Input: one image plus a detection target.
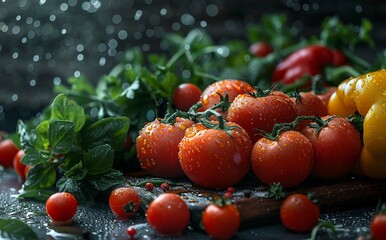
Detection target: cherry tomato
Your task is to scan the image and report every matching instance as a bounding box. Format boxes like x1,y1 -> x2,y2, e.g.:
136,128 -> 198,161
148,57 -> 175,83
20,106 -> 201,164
227,91 -> 297,143
173,83 -> 202,111
371,212 -> 386,240
126,226 -> 137,238
251,130 -> 314,187
109,187 -> 140,219
313,87 -> 336,107
249,42 -> 273,57
178,122 -> 252,189
13,150 -> 26,181
199,79 -> 254,113
46,192 -> 78,222
136,117 -> 194,178
202,203 -> 240,239
146,193 -> 190,235
145,182 -> 154,191
160,182 -> 170,191
280,193 -> 320,232
292,92 -> 328,117
301,116 -> 361,179
291,91 -> 328,130
0,139 -> 19,168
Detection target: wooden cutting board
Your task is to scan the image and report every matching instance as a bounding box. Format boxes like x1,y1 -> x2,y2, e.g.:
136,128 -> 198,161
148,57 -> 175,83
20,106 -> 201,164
235,177 -> 386,227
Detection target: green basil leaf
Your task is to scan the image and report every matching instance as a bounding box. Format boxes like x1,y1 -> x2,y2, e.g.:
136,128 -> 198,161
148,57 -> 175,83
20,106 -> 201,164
56,177 -> 92,203
20,148 -> 49,166
50,94 -> 85,132
17,120 -> 38,150
48,120 -> 75,154
81,116 -> 130,151
161,71 -> 178,97
59,151 -> 84,172
0,218 -> 39,240
23,164 -> 57,191
121,79 -> 140,99
36,120 -> 50,149
64,161 -> 87,180
17,189 -> 55,202
87,169 -> 125,191
84,144 -> 113,175
68,76 -> 96,95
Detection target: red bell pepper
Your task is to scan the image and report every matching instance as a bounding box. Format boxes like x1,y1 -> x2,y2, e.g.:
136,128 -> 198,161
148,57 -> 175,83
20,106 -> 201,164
272,45 -> 346,85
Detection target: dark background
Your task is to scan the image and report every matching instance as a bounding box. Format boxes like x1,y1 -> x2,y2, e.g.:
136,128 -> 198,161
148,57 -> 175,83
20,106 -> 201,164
1,0 -> 386,132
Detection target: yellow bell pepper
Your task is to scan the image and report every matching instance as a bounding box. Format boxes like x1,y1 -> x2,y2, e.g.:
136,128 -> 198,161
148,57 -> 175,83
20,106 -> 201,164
328,69 -> 386,179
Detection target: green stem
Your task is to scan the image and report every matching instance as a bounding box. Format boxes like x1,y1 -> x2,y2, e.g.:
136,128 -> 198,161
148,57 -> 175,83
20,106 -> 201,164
343,49 -> 371,70
166,48 -> 185,69
194,70 -> 221,82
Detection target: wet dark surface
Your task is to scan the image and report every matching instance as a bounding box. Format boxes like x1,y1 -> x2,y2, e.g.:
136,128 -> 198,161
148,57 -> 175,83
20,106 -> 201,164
0,1 -> 384,239
0,170 -> 375,240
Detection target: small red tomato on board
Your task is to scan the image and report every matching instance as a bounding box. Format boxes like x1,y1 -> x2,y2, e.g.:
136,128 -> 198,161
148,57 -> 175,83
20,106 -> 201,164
126,226 -> 137,238
178,122 -> 252,189
249,42 -> 273,57
371,212 -> 386,240
0,139 -> 19,168
13,150 -> 26,181
227,90 -> 297,143
109,187 -> 140,219
251,130 -> 314,187
146,193 -> 190,236
202,202 -> 240,239
173,83 -> 202,111
46,192 -> 78,222
280,193 -> 320,232
136,117 -> 194,178
199,79 -> 254,112
144,182 -> 154,191
301,116 -> 361,179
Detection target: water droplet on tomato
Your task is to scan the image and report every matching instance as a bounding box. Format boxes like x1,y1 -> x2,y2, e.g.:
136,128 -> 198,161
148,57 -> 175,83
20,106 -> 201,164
140,147 -> 147,154
233,152 -> 241,166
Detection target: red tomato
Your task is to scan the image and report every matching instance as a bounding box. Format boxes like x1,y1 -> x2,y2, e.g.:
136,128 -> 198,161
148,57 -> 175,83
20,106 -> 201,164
13,150 -> 26,181
251,130 -> 314,187
292,92 -> 328,117
202,203 -> 240,239
46,192 -> 78,222
178,122 -> 252,189
173,83 -> 202,111
314,87 -> 336,107
371,213 -> 386,240
280,193 -> 320,232
146,193 -> 190,235
249,42 -> 273,57
291,91 -> 328,130
199,79 -> 254,113
136,117 -> 194,178
0,139 -> 19,168
227,91 -> 297,143
109,187 -> 140,219
301,116 -> 362,179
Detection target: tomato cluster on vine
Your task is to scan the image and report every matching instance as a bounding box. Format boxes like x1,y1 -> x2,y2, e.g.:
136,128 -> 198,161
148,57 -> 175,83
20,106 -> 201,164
137,79 -> 362,190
